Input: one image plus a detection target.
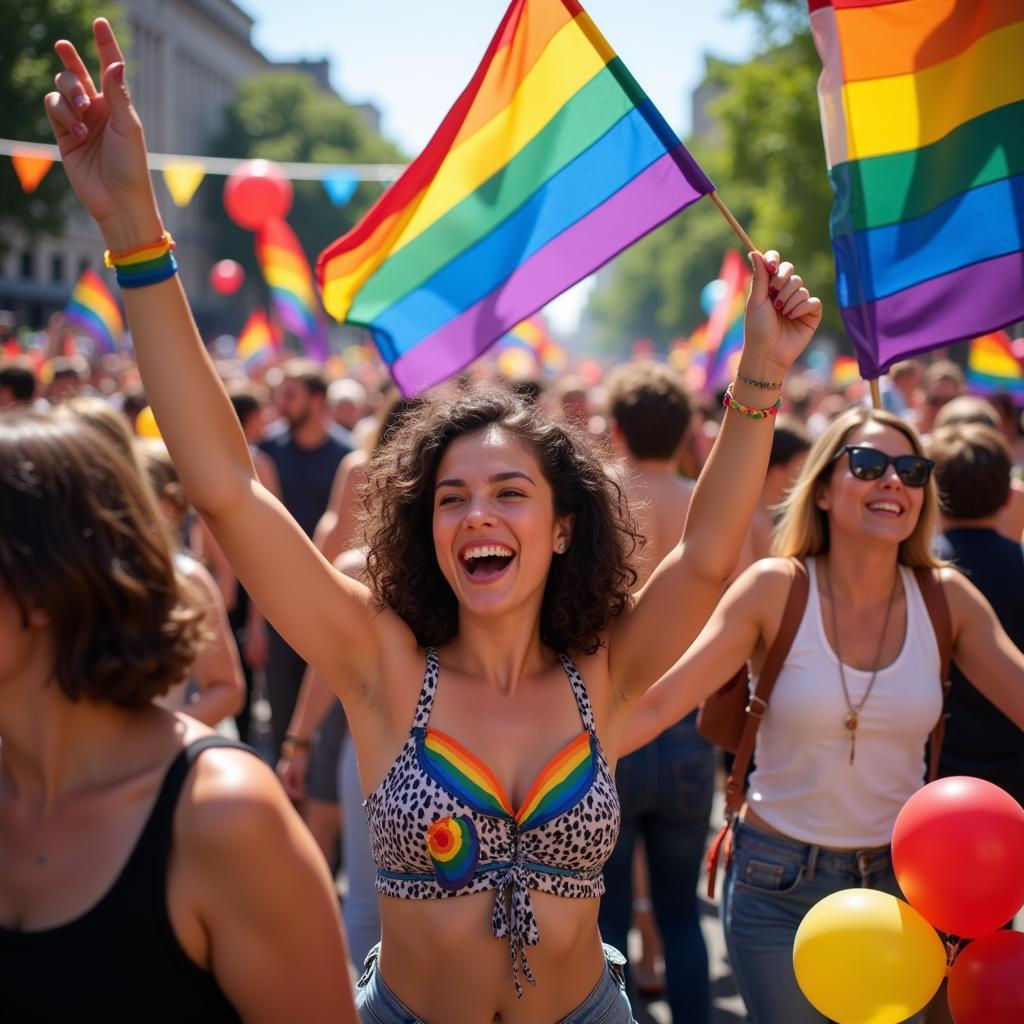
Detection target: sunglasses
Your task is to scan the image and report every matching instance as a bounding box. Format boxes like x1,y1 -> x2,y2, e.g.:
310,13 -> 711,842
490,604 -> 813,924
832,445 -> 934,488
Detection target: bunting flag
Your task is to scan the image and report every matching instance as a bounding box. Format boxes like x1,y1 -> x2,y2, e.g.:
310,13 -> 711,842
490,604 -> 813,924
809,0 -> 1024,379
162,160 -> 206,207
702,248 -> 749,393
316,0 -> 715,396
11,151 -> 53,193
64,269 -> 123,354
235,309 -> 279,371
324,174 -> 359,206
255,217 -> 330,363
966,330 -> 1024,403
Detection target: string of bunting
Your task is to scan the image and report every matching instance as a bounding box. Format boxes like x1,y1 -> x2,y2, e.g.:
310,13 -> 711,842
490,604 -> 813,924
0,136 -> 406,206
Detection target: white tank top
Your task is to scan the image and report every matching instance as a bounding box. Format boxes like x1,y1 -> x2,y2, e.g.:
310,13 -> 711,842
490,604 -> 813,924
747,558 -> 944,847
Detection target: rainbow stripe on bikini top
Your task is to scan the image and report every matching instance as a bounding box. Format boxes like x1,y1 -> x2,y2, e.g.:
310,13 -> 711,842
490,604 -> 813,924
421,727 -> 596,831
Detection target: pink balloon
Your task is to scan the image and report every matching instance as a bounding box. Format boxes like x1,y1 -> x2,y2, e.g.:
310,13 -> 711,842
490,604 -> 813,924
948,931 -> 1024,1024
223,159 -> 293,230
892,777 -> 1024,937
209,260 -> 245,296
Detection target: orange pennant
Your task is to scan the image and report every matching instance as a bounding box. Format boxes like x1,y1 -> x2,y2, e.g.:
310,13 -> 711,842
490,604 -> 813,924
11,152 -> 53,194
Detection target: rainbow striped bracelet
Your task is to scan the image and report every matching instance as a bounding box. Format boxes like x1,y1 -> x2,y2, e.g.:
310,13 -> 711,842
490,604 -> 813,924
104,231 -> 178,289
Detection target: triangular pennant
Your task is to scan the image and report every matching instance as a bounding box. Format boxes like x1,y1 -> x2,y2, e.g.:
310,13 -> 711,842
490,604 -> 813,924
162,160 -> 206,207
323,174 -> 359,207
11,152 -> 53,194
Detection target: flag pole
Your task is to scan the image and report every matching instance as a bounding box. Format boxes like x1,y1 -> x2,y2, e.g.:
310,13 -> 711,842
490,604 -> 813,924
869,378 -> 882,409
709,191 -> 756,253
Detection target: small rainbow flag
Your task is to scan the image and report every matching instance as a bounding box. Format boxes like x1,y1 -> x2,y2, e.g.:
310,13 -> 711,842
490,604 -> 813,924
809,0 -> 1024,378
316,0 -> 715,396
64,269 -> 123,354
236,309 -> 278,371
703,249 -> 749,393
256,217 -> 329,363
832,354 -> 860,388
967,330 -> 1024,403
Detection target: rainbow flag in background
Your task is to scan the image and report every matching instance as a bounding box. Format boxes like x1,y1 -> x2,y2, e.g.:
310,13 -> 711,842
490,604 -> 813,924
832,354 -> 860,388
702,249 -> 749,393
256,217 -> 329,363
809,0 -> 1024,379
966,330 -> 1024,403
64,269 -> 123,354
316,0 -> 715,396
235,309 -> 278,371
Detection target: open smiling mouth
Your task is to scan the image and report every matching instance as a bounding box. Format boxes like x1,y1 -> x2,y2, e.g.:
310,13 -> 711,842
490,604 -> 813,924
460,544 -> 516,580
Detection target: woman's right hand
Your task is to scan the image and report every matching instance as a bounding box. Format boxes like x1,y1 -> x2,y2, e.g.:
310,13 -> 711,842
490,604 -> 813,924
44,18 -> 162,248
276,750 -> 310,802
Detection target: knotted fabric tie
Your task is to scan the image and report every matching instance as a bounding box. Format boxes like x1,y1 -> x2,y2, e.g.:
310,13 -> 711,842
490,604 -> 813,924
491,862 -> 539,998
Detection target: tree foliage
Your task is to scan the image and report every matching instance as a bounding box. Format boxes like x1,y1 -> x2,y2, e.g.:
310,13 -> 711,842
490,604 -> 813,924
207,73 -> 405,273
0,0 -> 104,251
584,2 -> 843,357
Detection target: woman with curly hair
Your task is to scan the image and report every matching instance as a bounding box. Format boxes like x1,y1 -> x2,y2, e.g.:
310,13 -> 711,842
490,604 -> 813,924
0,412 -> 356,1023
44,20 -> 821,1022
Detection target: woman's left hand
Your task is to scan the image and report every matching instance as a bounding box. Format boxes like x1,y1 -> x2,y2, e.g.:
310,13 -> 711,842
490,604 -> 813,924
742,249 -> 823,376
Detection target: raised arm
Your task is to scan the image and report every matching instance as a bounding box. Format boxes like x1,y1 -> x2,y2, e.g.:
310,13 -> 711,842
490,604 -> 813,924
943,569 -> 1024,730
45,20 -> 392,693
617,561 -> 787,755
609,252 -> 821,698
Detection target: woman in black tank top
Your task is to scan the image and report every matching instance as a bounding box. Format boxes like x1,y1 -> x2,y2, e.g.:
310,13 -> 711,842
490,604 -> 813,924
0,412 -> 357,1023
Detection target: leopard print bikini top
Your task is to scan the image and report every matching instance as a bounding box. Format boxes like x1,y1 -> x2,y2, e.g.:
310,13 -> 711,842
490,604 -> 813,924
364,648 -> 620,996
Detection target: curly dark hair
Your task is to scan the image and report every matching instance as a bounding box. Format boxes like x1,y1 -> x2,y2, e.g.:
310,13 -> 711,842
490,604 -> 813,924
361,383 -> 642,654
0,410 -> 206,707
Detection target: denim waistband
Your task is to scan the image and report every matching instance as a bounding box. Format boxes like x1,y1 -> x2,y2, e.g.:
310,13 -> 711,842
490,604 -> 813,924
734,820 -> 893,882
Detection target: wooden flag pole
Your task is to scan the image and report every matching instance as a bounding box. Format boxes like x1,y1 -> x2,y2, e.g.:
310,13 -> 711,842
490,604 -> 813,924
869,378 -> 882,409
709,191 -> 756,253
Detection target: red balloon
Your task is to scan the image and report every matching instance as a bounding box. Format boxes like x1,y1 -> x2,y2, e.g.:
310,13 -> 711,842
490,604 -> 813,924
892,777 -> 1024,937
209,259 -> 245,296
223,159 -> 293,230
948,931 -> 1024,1024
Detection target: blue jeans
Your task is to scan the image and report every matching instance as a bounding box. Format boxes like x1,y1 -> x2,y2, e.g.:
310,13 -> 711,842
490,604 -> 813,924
598,713 -> 715,1024
722,820 -> 913,1024
355,942 -> 635,1023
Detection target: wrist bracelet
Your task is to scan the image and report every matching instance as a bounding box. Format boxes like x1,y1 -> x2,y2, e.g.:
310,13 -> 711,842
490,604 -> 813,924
105,230 -> 178,289
737,373 -> 784,390
282,733 -> 312,752
723,384 -> 782,420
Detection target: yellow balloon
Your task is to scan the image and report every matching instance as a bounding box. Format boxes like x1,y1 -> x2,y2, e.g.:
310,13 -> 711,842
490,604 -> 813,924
135,405 -> 162,439
793,889 -> 946,1024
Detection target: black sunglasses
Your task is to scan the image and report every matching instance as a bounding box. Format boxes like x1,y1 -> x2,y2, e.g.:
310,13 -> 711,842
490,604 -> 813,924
832,445 -> 934,488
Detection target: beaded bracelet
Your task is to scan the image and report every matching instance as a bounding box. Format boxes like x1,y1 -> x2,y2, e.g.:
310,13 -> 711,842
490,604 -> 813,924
723,383 -> 782,420
104,231 -> 178,289
737,373 -> 784,390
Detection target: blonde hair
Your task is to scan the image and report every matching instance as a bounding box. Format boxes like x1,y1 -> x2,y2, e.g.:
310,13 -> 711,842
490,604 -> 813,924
772,406 -> 940,568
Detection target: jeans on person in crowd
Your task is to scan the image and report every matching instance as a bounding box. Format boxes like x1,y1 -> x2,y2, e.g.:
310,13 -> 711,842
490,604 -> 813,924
599,712 -> 715,1024
355,942 -> 635,1023
339,733 -> 382,969
722,819 -> 918,1024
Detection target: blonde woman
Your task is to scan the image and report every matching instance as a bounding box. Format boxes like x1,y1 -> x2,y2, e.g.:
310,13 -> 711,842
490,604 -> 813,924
622,406 -> 1024,1023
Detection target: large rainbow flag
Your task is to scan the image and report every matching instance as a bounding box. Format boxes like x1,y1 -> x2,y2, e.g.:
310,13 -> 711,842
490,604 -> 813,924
966,330 -> 1024,403
256,217 -> 329,363
64,268 -> 123,354
809,0 -> 1024,379
316,0 -> 715,396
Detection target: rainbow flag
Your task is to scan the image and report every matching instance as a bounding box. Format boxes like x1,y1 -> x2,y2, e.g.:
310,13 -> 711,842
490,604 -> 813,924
236,309 -> 278,371
316,0 -> 715,396
967,330 -> 1024,403
832,354 -> 860,388
809,0 -> 1024,378
64,269 -> 123,354
703,249 -> 749,393
256,217 -> 329,363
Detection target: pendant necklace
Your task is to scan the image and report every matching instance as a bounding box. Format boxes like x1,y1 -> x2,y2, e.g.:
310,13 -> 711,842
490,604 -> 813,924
823,560 -> 899,766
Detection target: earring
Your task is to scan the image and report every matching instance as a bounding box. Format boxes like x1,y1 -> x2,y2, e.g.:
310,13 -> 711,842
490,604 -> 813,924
557,540 -> 567,553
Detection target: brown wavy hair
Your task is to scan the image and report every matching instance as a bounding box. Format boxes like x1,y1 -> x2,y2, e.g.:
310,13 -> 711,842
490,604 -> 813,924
360,383 -> 642,654
0,411 -> 206,707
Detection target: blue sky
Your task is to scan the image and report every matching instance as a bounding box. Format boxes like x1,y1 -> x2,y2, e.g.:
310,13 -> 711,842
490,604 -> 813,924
236,1 -> 760,330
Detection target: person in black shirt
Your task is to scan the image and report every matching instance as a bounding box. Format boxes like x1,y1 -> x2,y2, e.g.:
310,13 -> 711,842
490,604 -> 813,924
0,410 -> 356,1022
930,422 -> 1024,804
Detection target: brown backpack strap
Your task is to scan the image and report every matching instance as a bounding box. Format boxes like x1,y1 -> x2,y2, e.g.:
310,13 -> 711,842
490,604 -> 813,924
914,567 -> 953,782
707,557 -> 809,898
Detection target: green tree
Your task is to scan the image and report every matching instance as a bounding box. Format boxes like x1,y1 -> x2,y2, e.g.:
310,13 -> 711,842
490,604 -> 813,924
0,0 -> 106,252
207,73 -> 405,274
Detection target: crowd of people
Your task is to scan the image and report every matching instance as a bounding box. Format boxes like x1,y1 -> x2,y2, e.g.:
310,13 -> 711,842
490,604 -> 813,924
1,17 -> 1023,1024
